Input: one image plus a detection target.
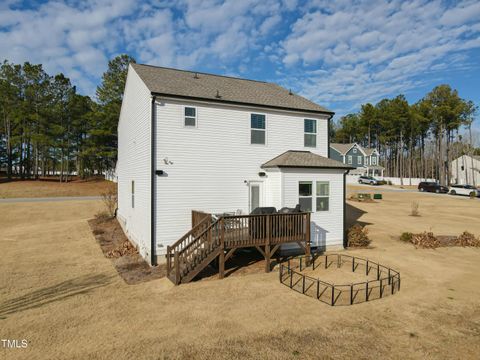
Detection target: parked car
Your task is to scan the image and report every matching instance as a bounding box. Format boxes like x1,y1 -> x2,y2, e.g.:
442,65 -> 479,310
449,184 -> 480,197
418,182 -> 449,193
358,176 -> 381,185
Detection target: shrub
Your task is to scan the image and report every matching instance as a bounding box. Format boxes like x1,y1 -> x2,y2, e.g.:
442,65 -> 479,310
400,232 -> 413,242
411,232 -> 439,248
347,224 -> 371,247
455,231 -> 480,247
101,188 -> 118,219
94,211 -> 111,222
410,201 -> 420,216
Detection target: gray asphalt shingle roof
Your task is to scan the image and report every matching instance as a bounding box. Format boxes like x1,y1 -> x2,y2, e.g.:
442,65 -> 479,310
131,63 -> 332,115
262,150 -> 353,169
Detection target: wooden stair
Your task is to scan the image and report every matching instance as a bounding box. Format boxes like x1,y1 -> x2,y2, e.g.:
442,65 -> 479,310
166,214 -> 222,285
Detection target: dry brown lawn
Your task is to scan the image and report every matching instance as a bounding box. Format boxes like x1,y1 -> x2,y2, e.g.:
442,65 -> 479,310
1,190 -> 480,359
0,177 -> 116,198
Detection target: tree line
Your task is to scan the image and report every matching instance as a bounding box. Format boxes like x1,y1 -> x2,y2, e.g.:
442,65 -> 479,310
0,54 -> 135,181
332,85 -> 478,185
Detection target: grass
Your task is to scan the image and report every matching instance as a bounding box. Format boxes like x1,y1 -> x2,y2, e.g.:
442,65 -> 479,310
0,176 -> 116,198
1,190 -> 480,359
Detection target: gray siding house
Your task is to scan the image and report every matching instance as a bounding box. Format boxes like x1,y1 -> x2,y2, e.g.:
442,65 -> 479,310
330,143 -> 383,176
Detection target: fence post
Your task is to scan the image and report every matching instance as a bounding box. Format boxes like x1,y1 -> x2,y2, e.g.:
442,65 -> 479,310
398,276 -> 401,291
317,280 -> 320,299
302,275 -> 305,294
313,256 -> 316,270
279,264 -> 282,283
290,269 -> 293,288
366,260 -> 369,275
337,254 -> 341,268
325,255 -> 328,269
300,257 -> 303,271
388,268 -> 391,285
352,257 -> 355,272
391,278 -> 395,295
377,264 -> 380,280
365,282 -> 369,301
331,286 -> 335,306
350,284 -> 353,305
380,279 -> 383,298
219,218 -> 225,279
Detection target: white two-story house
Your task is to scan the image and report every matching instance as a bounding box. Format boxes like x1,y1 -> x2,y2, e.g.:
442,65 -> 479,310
117,63 -> 352,270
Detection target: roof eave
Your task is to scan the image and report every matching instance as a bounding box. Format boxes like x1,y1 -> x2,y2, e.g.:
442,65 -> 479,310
150,91 -> 335,116
262,165 -> 355,170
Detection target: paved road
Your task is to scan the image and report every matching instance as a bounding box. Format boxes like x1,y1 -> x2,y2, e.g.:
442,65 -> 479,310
350,184 -> 480,201
0,196 -> 102,203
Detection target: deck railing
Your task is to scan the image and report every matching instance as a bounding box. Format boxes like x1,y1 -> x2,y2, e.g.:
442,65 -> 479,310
167,211 -> 310,284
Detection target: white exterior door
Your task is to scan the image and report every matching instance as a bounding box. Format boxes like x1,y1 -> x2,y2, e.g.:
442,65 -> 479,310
249,182 -> 263,212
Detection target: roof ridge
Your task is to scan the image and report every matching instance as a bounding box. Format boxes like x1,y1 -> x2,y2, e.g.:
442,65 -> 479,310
133,63 -> 269,84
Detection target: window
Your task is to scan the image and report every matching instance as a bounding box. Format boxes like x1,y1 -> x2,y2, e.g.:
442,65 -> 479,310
353,148 -> 357,153
251,114 -> 266,144
131,180 -> 135,208
304,119 -> 316,147
371,156 -> 377,165
347,155 -> 352,164
358,155 -> 362,164
184,107 -> 196,127
298,181 -> 313,212
316,181 -> 329,211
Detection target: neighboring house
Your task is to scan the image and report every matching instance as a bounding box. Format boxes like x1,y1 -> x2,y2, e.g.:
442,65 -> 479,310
450,155 -> 480,186
330,143 -> 383,176
117,63 -> 352,273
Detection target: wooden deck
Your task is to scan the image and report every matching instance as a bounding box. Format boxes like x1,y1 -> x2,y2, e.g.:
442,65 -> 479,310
166,210 -> 311,285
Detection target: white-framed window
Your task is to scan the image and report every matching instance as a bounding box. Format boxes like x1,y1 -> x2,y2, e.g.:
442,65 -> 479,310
371,156 -> 377,165
298,181 -> 313,212
316,181 -> 329,211
347,155 -> 352,164
304,119 -> 316,147
184,106 -> 197,127
358,155 -> 362,164
131,180 -> 135,208
251,113 -> 266,145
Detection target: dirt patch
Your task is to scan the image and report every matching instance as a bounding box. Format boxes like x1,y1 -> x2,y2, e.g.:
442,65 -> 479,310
88,217 -> 166,284
0,177 -> 116,198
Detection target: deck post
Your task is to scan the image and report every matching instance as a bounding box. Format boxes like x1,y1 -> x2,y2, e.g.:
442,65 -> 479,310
265,215 -> 271,273
219,218 -> 225,279
166,246 -> 171,277
305,213 -> 311,266
174,250 -> 180,285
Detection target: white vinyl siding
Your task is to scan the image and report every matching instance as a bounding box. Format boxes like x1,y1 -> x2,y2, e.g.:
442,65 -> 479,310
117,65 -> 152,261
154,99 -> 331,254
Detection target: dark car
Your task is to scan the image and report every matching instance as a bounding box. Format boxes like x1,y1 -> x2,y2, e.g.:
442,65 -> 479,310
418,182 -> 449,193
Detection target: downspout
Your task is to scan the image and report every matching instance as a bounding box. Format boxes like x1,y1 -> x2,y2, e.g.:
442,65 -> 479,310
151,95 -> 157,266
343,169 -> 350,248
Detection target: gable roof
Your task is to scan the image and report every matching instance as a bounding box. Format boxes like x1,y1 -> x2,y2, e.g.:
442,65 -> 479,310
262,150 -> 353,169
330,143 -> 356,155
131,63 -> 333,115
363,148 -> 378,156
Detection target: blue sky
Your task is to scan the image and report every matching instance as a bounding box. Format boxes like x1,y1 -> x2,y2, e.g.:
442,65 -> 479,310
1,0 -> 479,132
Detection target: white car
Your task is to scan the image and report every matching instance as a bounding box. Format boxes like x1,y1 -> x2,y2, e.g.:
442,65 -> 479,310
449,184 -> 480,197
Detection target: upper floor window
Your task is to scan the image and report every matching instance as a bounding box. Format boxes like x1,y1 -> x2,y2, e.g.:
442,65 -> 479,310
353,148 -> 357,153
357,155 -> 362,164
184,107 -> 196,127
371,157 -> 377,165
347,155 -> 352,164
304,119 -> 317,147
251,114 -> 266,145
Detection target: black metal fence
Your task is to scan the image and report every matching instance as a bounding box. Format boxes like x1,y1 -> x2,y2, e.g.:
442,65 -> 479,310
279,254 -> 400,306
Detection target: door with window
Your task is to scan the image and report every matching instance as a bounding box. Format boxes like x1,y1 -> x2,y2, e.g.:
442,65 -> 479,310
249,182 -> 263,212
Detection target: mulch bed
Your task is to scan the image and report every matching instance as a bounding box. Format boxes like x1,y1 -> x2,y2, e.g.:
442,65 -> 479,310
88,217 -> 166,284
